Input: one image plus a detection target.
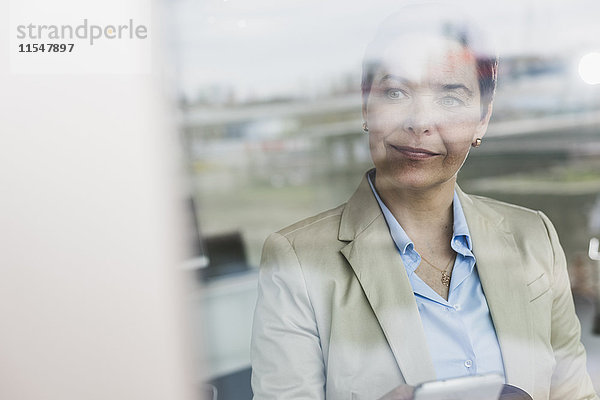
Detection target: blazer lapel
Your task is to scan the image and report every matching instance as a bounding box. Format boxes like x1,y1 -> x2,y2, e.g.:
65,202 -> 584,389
458,189 -> 535,395
339,173 -> 436,385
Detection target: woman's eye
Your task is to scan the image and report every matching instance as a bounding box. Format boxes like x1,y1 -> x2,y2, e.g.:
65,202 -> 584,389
438,96 -> 464,107
386,89 -> 405,99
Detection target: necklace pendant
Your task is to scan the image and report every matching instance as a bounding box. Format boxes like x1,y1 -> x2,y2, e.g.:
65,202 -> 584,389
441,271 -> 451,287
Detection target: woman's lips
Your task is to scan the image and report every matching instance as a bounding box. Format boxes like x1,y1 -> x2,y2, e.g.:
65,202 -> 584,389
390,145 -> 440,160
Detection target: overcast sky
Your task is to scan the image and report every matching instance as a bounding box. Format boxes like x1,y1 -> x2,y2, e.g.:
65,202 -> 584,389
166,0 -> 600,102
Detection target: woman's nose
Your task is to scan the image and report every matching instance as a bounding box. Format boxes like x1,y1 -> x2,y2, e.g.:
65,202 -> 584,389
402,97 -> 434,135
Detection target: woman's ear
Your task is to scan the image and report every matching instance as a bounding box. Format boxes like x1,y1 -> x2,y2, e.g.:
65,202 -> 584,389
476,102 -> 493,139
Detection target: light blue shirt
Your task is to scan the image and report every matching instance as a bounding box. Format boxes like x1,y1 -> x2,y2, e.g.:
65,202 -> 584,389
367,172 -> 505,380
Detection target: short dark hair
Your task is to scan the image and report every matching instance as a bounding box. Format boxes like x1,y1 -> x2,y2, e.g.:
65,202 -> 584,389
361,5 -> 498,119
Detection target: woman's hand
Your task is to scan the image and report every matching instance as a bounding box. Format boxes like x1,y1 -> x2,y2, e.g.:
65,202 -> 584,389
377,384 -> 415,400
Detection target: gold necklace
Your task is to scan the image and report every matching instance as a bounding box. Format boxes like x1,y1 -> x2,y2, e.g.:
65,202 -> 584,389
419,253 -> 455,287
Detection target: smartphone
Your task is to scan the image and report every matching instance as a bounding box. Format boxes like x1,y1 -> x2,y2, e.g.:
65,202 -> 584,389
413,374 -> 504,400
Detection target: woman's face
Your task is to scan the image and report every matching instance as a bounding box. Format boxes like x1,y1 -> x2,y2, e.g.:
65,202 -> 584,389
365,33 -> 491,192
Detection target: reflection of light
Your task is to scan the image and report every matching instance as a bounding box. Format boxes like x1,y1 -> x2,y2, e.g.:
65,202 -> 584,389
579,52 -> 600,85
590,238 -> 600,260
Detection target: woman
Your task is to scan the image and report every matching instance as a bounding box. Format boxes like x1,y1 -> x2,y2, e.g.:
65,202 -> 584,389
250,4 -> 597,400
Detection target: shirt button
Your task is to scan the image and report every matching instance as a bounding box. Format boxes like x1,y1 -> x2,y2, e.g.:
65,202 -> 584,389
454,304 -> 461,311
464,360 -> 473,368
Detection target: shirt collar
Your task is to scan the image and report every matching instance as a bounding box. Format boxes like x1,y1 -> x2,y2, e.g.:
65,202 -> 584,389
367,171 -> 413,255
452,190 -> 473,252
367,171 -> 473,256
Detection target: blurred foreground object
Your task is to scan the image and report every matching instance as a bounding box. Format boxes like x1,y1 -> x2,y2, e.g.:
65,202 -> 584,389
0,0 -> 198,399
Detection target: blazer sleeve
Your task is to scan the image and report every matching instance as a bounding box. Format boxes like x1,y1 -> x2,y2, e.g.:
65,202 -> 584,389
251,232 -> 326,400
538,211 -> 598,400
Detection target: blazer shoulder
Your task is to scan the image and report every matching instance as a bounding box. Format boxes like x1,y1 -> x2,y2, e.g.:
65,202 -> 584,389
277,203 -> 346,240
466,192 -> 542,220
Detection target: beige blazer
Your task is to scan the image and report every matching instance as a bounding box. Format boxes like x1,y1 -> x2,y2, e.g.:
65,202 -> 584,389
251,173 -> 597,400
